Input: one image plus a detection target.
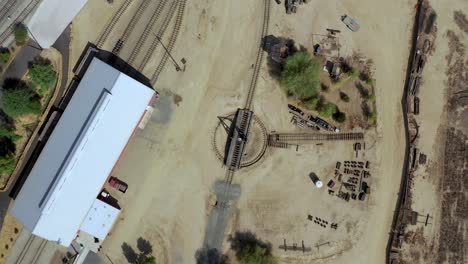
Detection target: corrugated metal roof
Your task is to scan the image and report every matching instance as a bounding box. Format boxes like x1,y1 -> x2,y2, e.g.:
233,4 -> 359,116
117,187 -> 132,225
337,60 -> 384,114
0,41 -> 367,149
28,0 -> 88,48
11,58 -> 155,246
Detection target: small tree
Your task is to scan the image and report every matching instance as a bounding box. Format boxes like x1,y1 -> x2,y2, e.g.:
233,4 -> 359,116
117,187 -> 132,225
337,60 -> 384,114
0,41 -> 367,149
339,91 -> 350,102
368,111 -> 377,123
28,62 -> 57,94
14,25 -> 28,46
141,256 -> 156,264
2,81 -> 41,118
0,124 -> 20,141
0,154 -> 16,175
238,244 -> 277,264
0,48 -> 11,63
280,52 -> 321,99
333,111 -> 346,123
319,103 -> 337,117
304,96 -> 323,111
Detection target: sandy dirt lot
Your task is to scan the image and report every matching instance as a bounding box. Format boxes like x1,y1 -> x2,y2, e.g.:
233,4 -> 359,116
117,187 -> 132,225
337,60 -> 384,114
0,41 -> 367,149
69,0 -> 414,263
399,1 -> 467,263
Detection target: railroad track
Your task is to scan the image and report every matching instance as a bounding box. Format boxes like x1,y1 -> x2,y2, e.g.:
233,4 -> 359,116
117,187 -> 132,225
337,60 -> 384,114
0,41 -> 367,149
268,132 -> 364,142
111,0 -> 152,54
0,0 -> 41,45
240,115 -> 268,168
244,0 -> 271,109
127,0 -> 168,65
15,234 -> 48,264
138,0 -> 178,72
150,0 -> 187,83
0,0 -> 17,23
95,0 -> 133,48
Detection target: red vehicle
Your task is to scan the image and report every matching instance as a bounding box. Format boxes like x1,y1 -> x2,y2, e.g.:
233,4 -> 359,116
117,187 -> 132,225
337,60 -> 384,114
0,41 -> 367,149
109,177 -> 128,193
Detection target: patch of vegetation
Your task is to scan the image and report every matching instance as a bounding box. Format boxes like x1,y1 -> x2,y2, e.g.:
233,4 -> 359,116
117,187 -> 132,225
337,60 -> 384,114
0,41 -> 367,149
366,78 -> 376,86
1,80 -> 41,118
230,232 -> 277,264
332,77 -> 346,88
303,96 -> 323,111
368,111 -> 377,123
366,94 -> 376,102
319,102 -> 337,117
0,48 -> 11,63
339,91 -> 350,102
348,68 -> 359,78
14,25 -> 28,46
28,60 -> 57,94
0,124 -> 20,141
0,154 -> 16,176
333,111 -> 346,123
280,51 -> 321,99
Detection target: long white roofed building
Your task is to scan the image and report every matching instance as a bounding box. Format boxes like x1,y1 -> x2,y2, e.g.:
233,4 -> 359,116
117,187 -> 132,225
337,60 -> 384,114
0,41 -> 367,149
10,57 -> 155,246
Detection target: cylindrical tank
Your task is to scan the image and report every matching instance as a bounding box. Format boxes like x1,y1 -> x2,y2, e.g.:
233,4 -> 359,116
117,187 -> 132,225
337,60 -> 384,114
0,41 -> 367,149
309,173 -> 323,188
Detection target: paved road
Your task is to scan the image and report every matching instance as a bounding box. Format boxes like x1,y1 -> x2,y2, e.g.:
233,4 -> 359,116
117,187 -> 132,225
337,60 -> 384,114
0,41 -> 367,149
0,40 -> 41,85
52,24 -> 71,103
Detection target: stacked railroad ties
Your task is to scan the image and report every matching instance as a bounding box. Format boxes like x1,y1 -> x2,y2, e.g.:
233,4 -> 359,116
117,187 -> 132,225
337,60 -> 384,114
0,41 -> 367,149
390,0 -> 436,254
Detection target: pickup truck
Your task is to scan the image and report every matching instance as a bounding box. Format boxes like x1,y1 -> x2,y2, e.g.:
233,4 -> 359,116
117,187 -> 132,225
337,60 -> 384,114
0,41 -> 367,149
109,177 -> 128,193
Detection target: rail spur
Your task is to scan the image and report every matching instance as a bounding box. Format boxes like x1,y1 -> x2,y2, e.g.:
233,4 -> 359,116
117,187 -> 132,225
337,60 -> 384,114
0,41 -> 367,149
127,0 -> 168,65
245,0 -> 271,109
268,132 -> 364,143
95,0 -> 133,48
151,0 -> 187,83
0,0 -> 41,45
139,0 -> 178,72
112,0 -> 152,54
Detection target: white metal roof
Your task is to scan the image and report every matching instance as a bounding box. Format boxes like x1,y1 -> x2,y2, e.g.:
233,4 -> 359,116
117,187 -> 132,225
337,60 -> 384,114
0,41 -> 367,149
28,0 -> 88,48
80,199 -> 120,241
11,57 -> 155,246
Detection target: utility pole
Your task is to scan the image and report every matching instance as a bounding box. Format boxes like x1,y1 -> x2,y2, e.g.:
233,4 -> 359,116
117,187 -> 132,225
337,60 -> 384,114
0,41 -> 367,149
153,33 -> 182,71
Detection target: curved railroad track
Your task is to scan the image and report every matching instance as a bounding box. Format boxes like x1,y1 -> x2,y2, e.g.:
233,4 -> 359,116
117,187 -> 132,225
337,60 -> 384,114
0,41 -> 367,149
138,0 -> 178,72
0,0 -> 41,45
0,0 -> 17,23
127,0 -> 168,65
95,0 -> 133,48
244,0 -> 271,109
240,114 -> 268,168
150,0 -> 187,83
111,0 -> 152,54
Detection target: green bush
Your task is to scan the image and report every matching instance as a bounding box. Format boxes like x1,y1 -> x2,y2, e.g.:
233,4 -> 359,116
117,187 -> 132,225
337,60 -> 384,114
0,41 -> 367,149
366,94 -> 376,102
0,124 -> 20,141
333,111 -> 346,123
0,154 -> 16,175
339,91 -> 350,102
28,62 -> 57,94
368,111 -> 377,122
319,103 -> 337,117
0,49 -> 11,63
141,256 -> 156,264
280,52 -> 321,99
366,78 -> 376,86
349,68 -> 359,78
238,244 -> 277,264
14,25 -> 28,46
2,82 -> 41,118
304,96 -> 323,111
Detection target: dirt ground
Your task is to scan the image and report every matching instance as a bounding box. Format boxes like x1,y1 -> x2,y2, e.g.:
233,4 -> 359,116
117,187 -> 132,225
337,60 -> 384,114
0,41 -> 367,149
399,1 -> 467,264
0,212 -> 22,263
69,0 -> 413,263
